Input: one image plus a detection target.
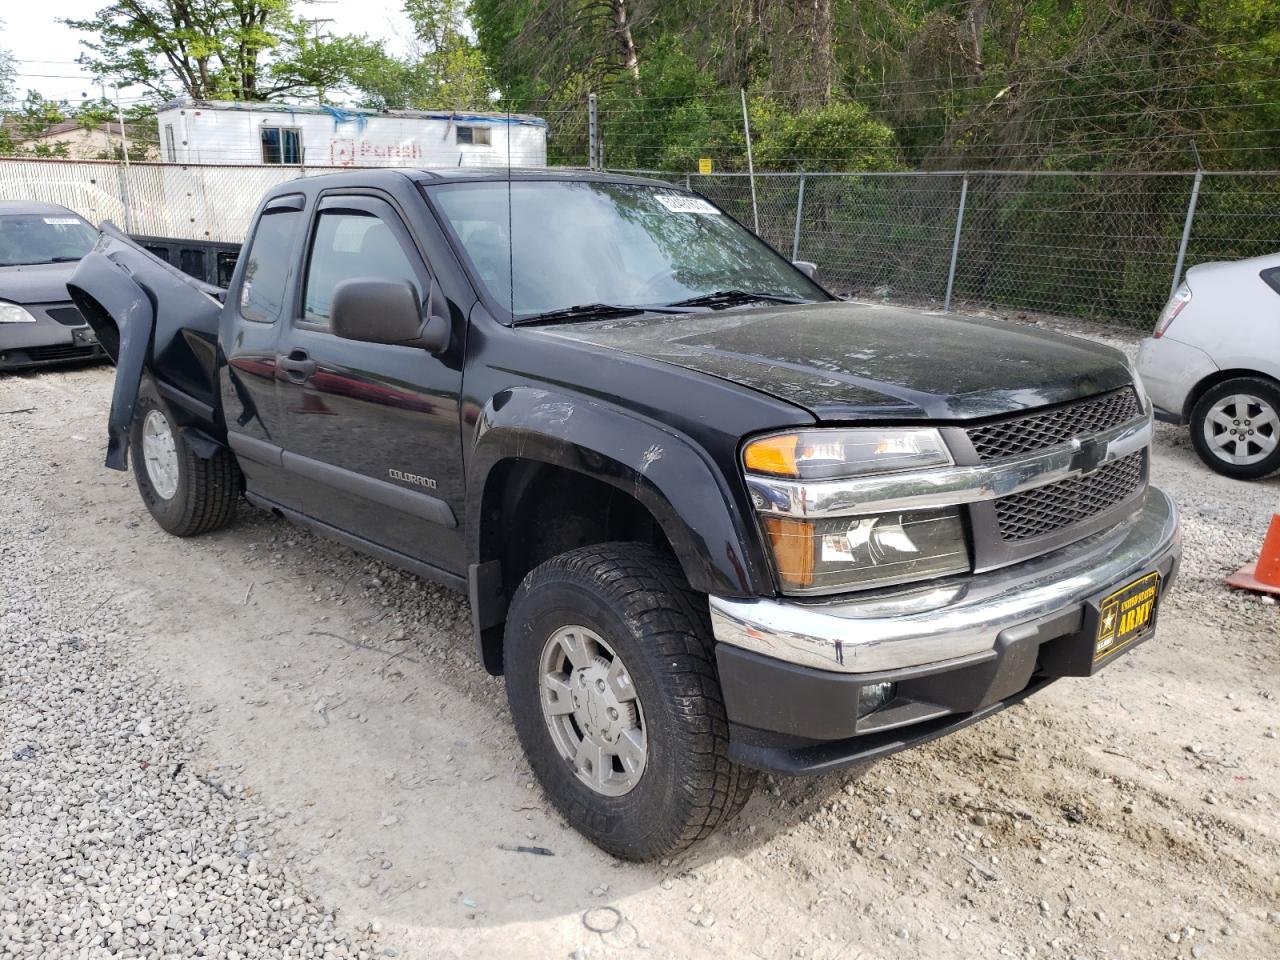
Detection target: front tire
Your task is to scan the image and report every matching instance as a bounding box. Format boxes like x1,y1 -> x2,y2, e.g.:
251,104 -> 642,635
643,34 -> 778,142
504,543 -> 755,861
1189,376 -> 1280,480
130,389 -> 241,536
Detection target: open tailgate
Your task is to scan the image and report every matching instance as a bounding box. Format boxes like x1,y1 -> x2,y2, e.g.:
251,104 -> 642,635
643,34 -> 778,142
67,223 -> 227,470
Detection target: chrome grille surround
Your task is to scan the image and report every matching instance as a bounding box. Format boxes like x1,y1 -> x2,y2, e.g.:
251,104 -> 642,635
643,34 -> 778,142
967,388 -> 1141,461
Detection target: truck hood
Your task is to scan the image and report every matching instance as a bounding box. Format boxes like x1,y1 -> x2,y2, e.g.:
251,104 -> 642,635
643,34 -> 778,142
0,260 -> 80,304
538,300 -> 1134,421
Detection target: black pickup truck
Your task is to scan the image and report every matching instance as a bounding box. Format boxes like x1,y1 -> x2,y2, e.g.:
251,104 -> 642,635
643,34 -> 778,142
68,168 -> 1180,860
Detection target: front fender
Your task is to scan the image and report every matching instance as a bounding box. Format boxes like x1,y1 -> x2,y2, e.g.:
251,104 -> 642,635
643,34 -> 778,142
67,249 -> 154,470
68,224 -> 226,470
467,386 -> 772,600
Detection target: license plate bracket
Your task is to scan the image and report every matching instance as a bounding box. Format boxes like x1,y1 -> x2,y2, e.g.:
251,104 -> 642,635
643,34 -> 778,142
1039,571 -> 1163,677
72,326 -> 98,346
1087,571 -> 1161,671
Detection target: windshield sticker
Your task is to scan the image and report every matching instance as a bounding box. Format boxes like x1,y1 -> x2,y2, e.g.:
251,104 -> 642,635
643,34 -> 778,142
654,194 -> 721,214
43,218 -> 81,225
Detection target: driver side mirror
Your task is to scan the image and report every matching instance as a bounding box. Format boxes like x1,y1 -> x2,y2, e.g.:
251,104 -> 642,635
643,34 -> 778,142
792,260 -> 818,281
331,277 -> 449,353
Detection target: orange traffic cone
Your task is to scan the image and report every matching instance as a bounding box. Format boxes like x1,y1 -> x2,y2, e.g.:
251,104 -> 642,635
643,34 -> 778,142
1226,507 -> 1280,596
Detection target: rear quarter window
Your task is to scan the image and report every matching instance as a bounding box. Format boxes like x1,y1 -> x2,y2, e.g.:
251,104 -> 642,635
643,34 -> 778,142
1261,266 -> 1280,296
240,204 -> 303,323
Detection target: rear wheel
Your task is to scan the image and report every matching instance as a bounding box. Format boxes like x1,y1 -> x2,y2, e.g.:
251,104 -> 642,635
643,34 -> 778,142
1190,377 -> 1280,480
504,542 -> 755,861
130,389 -> 241,536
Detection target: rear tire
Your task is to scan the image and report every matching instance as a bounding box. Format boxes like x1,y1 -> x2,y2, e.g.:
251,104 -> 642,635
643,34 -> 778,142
1189,376 -> 1280,480
504,542 -> 756,861
130,389 -> 241,536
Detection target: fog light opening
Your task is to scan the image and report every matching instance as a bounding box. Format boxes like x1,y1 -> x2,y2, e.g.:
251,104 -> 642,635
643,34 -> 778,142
856,681 -> 897,719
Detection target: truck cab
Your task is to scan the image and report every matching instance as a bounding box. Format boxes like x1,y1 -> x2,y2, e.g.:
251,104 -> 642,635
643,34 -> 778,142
69,168 -> 1180,861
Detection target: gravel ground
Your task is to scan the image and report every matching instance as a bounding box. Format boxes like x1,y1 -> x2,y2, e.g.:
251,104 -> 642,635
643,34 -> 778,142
2,317 -> 1279,959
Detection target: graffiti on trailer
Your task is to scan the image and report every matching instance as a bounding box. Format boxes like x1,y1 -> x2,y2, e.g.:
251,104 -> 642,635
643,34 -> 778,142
329,139 -> 426,168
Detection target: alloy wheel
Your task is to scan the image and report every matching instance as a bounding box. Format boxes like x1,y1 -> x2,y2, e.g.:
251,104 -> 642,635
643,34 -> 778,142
1202,393 -> 1280,466
141,409 -> 180,500
538,624 -> 647,797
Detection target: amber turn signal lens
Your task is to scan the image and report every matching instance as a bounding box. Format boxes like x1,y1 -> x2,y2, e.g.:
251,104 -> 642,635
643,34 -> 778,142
763,516 -> 815,587
743,434 -> 800,477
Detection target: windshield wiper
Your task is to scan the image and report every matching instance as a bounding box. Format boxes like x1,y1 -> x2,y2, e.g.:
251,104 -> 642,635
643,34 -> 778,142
515,302 -> 687,326
663,290 -> 809,309
2,256 -> 83,266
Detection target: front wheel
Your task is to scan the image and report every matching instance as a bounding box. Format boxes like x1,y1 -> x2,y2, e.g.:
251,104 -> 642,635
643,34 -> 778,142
130,389 -> 241,536
1190,377 -> 1280,480
504,543 -> 755,861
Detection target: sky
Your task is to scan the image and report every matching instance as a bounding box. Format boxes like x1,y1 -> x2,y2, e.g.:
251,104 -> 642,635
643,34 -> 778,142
4,0 -> 415,107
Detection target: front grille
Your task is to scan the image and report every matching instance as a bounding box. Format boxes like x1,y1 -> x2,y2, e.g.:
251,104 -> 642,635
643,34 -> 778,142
968,388 -> 1140,461
24,343 -> 101,362
994,451 -> 1145,541
46,306 -> 85,326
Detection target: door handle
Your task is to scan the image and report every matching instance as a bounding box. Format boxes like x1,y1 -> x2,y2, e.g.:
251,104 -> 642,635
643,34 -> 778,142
276,350 -> 316,382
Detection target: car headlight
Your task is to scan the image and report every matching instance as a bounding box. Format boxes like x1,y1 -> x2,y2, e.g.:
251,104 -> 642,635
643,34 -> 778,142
744,429 -> 969,594
0,302 -> 37,323
743,428 -> 952,479
762,509 -> 968,593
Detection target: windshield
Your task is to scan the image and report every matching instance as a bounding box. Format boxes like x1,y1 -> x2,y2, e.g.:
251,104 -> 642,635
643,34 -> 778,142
429,180 -> 826,318
0,213 -> 97,267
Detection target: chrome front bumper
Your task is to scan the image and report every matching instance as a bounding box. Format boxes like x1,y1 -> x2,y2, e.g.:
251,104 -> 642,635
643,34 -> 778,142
710,486 -> 1180,675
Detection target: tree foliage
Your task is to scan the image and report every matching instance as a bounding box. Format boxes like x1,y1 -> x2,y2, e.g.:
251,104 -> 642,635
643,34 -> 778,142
62,0 -> 387,103
474,0 -> 1280,172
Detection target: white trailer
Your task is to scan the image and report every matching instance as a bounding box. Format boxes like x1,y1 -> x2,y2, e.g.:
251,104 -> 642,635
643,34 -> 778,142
154,99 -> 548,169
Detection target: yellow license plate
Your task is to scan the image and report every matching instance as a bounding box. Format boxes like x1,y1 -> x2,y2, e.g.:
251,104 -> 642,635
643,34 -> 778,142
1094,572 -> 1161,662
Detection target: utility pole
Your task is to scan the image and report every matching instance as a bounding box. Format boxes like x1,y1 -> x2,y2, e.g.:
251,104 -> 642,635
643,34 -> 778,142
301,17 -> 335,104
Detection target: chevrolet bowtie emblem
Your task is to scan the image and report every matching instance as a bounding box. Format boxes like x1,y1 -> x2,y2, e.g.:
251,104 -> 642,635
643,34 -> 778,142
1071,437 -> 1107,475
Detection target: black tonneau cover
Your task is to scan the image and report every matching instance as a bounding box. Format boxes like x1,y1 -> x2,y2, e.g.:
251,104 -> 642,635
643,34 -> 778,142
67,223 -> 226,469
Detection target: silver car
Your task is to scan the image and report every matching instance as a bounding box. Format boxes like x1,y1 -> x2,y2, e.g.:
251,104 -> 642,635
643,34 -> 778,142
0,200 -> 107,372
1137,252 -> 1280,479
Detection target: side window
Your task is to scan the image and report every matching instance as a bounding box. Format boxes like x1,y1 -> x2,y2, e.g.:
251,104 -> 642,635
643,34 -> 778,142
261,127 -> 302,164
456,125 -> 491,146
302,208 -> 424,327
240,207 -> 302,323
217,251 -> 239,288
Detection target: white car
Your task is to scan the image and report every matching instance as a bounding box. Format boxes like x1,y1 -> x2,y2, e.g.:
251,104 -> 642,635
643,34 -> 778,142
1137,252 -> 1280,479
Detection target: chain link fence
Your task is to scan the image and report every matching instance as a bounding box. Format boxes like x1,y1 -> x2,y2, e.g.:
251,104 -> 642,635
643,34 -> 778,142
631,168 -> 1280,328
1,156 -> 1278,328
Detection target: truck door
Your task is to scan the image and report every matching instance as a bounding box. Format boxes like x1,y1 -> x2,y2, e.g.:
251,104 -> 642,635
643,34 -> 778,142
274,192 -> 465,576
220,195 -> 302,512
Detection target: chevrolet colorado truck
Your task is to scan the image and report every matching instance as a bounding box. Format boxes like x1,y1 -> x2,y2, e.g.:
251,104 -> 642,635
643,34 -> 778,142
67,168 -> 1181,861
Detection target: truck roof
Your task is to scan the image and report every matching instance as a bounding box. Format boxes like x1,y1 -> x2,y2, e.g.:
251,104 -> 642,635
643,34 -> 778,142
0,200 -> 82,217
264,167 -> 676,196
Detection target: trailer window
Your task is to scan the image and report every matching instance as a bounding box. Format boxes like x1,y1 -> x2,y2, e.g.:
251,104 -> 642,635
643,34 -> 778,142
261,127 -> 302,164
164,124 -> 176,162
456,125 -> 491,146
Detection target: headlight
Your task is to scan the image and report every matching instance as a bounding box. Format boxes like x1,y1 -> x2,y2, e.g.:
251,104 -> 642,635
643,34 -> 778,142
0,303 -> 37,324
743,428 -> 952,480
762,508 -> 968,593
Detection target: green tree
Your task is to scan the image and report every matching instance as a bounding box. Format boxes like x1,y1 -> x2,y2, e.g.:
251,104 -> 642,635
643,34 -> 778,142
63,0 -> 388,103
354,2 -> 492,110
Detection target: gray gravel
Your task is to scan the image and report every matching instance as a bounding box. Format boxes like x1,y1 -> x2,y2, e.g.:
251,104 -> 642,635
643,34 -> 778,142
0,427 -> 379,958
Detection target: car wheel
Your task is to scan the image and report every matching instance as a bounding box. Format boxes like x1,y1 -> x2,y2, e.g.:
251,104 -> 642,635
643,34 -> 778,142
1190,377 -> 1280,480
504,542 -> 756,861
130,388 -> 242,536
